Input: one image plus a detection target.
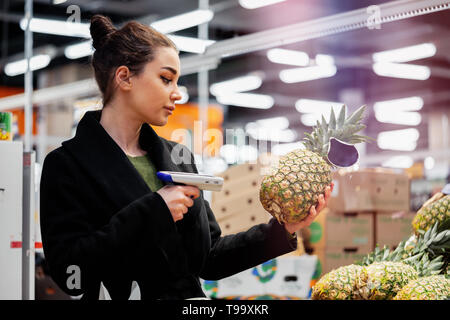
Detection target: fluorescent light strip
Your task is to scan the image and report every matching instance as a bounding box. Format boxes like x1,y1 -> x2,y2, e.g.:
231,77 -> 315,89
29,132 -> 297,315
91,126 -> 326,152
315,54 -> 335,66
151,9 -> 214,34
295,99 -> 343,114
373,96 -> 424,112
375,111 -> 422,126
167,35 -> 215,54
5,55 -> 52,76
266,48 -> 309,67
377,128 -> 419,151
373,62 -> 430,80
280,65 -> 337,83
272,142 -> 305,156
255,116 -> 289,130
20,17 -> 91,38
210,75 -> 262,96
382,156 -> 414,169
64,41 -> 93,59
239,0 -> 286,9
373,43 -> 436,63
217,92 -> 274,109
247,128 -> 297,142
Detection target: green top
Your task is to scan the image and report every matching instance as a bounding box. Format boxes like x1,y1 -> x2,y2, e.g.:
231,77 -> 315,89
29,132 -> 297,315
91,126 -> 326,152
127,154 -> 164,192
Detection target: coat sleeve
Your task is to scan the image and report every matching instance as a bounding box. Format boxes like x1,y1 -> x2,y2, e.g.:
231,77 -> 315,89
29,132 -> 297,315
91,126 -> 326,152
180,151 -> 298,280
39,149 -> 181,297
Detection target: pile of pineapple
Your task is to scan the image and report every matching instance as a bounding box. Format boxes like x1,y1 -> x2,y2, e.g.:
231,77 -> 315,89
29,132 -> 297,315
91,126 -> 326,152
312,190 -> 450,300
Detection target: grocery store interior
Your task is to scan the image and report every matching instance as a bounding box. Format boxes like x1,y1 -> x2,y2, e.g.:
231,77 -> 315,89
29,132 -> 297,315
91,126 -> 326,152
0,0 -> 449,300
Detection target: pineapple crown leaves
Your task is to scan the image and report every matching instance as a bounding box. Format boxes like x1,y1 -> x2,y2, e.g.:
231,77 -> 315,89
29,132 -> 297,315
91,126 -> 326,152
302,105 -> 374,161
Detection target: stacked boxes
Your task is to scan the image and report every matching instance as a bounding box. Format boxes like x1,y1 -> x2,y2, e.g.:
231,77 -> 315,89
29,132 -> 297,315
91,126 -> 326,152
306,168 -> 412,279
210,163 -> 272,235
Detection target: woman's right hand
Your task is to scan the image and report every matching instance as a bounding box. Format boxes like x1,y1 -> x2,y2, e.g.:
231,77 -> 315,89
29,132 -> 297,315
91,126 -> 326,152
157,185 -> 200,222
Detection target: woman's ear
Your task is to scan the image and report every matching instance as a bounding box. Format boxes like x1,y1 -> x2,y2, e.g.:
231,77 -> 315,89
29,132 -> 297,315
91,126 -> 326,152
115,66 -> 132,91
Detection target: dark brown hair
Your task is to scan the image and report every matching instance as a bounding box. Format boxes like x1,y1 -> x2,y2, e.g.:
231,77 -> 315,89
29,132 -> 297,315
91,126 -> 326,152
90,15 -> 178,106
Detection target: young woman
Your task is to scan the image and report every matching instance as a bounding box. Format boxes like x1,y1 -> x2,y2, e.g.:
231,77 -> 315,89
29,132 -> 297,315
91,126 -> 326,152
39,15 -> 332,300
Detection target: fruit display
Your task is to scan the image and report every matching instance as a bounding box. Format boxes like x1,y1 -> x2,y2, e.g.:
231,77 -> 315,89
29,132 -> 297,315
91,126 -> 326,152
412,192 -> 449,235
259,105 -> 371,224
312,186 -> 450,300
393,275 -> 450,300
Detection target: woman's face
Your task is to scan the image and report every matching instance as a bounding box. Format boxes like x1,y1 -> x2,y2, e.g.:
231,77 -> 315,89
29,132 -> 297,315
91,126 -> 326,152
129,46 -> 182,126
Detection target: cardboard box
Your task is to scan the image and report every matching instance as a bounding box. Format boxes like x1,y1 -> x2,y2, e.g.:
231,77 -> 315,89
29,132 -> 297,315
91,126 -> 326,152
375,211 -> 415,249
302,209 -> 374,252
217,207 -> 272,235
211,189 -> 264,221
200,255 -> 317,299
312,247 -> 371,278
329,168 -> 410,212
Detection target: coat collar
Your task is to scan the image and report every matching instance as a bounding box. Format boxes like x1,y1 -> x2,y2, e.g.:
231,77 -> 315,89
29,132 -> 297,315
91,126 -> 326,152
61,110 -> 180,209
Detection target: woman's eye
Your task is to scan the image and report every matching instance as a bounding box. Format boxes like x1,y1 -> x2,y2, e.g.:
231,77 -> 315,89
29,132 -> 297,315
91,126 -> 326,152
161,76 -> 171,84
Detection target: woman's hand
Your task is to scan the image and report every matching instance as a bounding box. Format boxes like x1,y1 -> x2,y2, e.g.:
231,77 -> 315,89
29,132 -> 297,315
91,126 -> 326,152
157,185 -> 200,222
284,182 -> 334,234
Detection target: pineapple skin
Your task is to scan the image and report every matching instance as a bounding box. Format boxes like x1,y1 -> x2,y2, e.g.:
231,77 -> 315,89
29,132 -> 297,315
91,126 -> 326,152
311,265 -> 368,300
412,194 -> 450,235
259,149 -> 332,224
393,275 -> 450,300
364,262 -> 418,300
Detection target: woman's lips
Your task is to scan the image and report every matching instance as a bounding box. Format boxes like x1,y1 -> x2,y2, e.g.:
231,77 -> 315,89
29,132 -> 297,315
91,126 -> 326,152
164,106 -> 175,114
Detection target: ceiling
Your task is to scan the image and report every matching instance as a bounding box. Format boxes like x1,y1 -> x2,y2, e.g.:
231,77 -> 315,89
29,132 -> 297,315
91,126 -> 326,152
1,0 -> 450,159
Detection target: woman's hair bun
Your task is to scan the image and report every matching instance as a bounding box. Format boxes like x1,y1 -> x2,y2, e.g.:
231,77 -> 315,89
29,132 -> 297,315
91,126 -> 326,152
90,15 -> 116,50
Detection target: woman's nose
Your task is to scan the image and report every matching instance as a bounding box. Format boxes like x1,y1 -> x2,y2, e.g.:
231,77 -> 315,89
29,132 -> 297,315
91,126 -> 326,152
171,90 -> 182,102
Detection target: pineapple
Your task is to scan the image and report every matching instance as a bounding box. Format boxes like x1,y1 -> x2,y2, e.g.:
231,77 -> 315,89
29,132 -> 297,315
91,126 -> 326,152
362,262 -> 418,300
260,105 -> 370,224
311,264 -> 367,300
393,275 -> 450,300
412,192 -> 450,235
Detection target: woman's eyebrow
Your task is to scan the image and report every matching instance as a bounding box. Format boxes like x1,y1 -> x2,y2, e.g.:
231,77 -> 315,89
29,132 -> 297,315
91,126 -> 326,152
161,66 -> 178,75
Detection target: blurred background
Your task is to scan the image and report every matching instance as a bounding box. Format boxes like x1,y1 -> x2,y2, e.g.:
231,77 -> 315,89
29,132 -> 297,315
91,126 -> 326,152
0,0 -> 449,300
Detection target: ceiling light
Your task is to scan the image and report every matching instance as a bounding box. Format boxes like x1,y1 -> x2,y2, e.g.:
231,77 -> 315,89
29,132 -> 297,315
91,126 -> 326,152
315,54 -> 335,66
5,55 -> 52,76
167,35 -> 215,54
382,156 -> 414,169
247,128 -> 297,143
373,62 -> 430,80
239,0 -> 286,9
210,74 -> 263,96
266,48 -> 309,66
424,156 -> 435,170
216,93 -> 274,109
373,43 -> 436,63
20,17 -> 91,38
280,65 -> 337,83
64,41 -> 93,59
255,116 -> 289,130
176,86 -> 189,104
377,128 -> 419,151
375,111 -> 422,126
373,96 -> 424,112
150,9 -> 214,34
272,142 -> 305,156
295,99 -> 343,114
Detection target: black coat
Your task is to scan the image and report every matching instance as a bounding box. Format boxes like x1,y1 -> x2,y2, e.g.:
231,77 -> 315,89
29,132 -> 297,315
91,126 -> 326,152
39,110 -> 297,300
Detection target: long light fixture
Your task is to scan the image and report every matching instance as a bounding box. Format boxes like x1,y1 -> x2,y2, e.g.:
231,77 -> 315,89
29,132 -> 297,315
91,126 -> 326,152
5,55 -> 52,77
210,74 -> 263,96
374,96 -> 423,125
377,128 -> 419,151
239,0 -> 286,9
216,92 -> 274,109
373,62 -> 430,80
64,41 -> 93,59
373,43 -> 436,63
295,99 -> 344,126
266,48 -> 309,66
167,35 -> 215,54
20,17 -> 91,38
255,116 -> 289,130
280,65 -> 337,83
272,142 -> 305,156
382,156 -> 414,169
150,9 -> 214,34
245,117 -> 295,142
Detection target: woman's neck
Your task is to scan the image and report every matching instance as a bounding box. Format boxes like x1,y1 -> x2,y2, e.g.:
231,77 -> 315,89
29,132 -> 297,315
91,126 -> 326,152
99,103 -> 147,157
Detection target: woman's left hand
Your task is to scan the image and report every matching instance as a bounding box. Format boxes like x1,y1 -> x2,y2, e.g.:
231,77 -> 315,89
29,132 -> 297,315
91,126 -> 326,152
284,182 -> 334,234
